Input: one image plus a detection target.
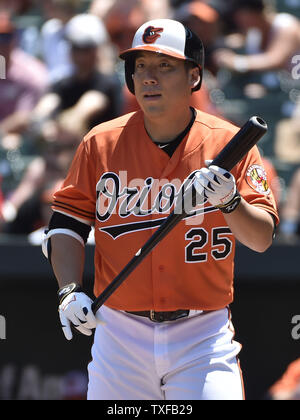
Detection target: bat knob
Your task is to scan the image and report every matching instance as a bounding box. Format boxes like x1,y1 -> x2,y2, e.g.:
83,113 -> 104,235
250,116 -> 268,131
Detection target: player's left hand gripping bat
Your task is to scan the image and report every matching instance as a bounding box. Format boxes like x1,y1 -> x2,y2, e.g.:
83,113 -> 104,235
92,116 -> 268,314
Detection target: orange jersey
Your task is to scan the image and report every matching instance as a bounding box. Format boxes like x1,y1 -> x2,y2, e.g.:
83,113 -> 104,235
52,110 -> 279,311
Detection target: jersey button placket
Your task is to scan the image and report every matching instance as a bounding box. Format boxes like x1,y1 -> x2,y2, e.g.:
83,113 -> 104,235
152,239 -> 167,309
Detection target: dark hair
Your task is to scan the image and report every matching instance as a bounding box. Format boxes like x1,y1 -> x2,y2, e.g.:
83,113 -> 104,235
184,60 -> 198,72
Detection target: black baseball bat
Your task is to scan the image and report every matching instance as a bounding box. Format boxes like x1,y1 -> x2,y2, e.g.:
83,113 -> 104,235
92,116 -> 268,314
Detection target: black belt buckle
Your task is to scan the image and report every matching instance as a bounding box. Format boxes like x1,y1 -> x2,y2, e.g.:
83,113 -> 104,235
149,310 -> 189,322
150,310 -> 160,322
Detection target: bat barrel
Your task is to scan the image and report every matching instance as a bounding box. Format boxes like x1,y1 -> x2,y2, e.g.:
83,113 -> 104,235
212,116 -> 267,171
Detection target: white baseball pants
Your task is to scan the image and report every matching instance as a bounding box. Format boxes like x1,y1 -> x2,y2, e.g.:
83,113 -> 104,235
87,306 -> 244,400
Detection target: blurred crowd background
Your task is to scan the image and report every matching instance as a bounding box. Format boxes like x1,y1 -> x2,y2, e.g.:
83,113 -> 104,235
0,0 -> 300,401
0,0 -> 300,243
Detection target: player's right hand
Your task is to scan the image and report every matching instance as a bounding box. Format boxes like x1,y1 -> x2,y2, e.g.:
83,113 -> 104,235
58,284 -> 104,340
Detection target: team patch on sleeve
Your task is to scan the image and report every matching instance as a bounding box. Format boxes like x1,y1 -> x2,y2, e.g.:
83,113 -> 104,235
246,165 -> 270,195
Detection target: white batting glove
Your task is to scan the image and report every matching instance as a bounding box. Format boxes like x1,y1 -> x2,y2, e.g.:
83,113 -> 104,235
58,283 -> 104,341
195,161 -> 241,213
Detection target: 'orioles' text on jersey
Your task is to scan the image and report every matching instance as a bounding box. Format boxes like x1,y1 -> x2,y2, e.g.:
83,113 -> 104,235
52,110 -> 279,311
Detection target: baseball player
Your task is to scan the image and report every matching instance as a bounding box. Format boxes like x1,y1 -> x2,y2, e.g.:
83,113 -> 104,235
43,19 -> 279,400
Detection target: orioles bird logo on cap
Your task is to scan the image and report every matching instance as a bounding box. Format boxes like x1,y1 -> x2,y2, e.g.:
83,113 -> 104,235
143,26 -> 164,44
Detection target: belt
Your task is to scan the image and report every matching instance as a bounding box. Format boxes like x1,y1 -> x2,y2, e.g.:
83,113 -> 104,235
125,309 -> 192,323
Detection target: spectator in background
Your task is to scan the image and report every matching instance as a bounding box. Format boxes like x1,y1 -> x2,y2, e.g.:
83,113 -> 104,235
0,13 -> 122,235
0,0 -> 34,17
279,167 -> 300,242
0,142 -> 72,236
33,13 -> 122,145
101,0 -> 146,53
174,0 -> 224,75
94,0 -> 171,56
213,0 -> 300,74
39,0 -> 81,83
0,0 -> 40,57
0,12 -> 48,151
93,0 -> 147,77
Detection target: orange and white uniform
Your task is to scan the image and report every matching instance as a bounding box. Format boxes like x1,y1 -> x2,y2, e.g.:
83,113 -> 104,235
50,17 -> 279,400
51,109 -> 279,401
53,109 -> 278,311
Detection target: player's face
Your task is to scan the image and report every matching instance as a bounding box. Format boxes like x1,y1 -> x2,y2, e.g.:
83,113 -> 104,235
133,51 -> 198,119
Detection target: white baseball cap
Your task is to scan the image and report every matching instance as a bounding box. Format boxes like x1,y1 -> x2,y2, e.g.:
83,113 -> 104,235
119,19 -> 204,94
120,19 -> 191,61
65,14 -> 108,48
